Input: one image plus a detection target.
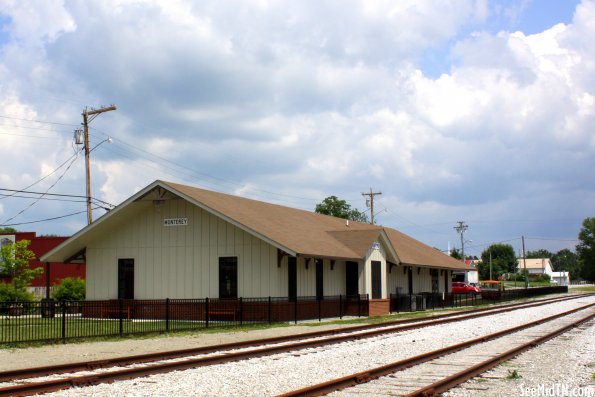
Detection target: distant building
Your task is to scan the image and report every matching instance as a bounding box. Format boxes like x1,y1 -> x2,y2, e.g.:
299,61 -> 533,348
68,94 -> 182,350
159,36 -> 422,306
550,271 -> 570,286
0,232 -> 85,298
452,259 -> 479,284
516,258 -> 554,277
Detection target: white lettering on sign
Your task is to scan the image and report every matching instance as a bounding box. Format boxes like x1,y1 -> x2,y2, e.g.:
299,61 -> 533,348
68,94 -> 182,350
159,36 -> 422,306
163,218 -> 188,226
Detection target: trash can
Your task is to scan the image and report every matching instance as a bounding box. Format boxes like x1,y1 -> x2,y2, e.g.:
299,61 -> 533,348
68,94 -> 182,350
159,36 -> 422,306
41,298 -> 55,318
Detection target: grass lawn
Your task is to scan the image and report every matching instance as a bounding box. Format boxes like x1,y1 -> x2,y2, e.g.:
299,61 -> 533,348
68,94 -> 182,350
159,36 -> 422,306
0,316 -> 265,346
569,285 -> 595,293
502,280 -> 556,288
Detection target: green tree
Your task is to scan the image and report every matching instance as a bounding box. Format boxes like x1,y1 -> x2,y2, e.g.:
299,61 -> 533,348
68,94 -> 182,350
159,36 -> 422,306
478,244 -> 517,280
0,227 -> 18,234
551,249 -> 580,279
525,249 -> 553,259
52,277 -> 86,302
0,240 -> 41,302
315,196 -> 369,223
450,248 -> 462,260
576,217 -> 595,281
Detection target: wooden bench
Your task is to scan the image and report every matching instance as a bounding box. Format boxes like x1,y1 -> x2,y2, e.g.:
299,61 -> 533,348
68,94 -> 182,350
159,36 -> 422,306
100,306 -> 132,320
208,305 -> 240,321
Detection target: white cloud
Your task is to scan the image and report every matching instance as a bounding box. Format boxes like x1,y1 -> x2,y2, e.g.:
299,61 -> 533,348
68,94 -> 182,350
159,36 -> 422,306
0,0 -> 592,253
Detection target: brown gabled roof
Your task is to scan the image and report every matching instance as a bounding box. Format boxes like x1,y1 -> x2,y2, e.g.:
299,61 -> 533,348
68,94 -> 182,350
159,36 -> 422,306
41,180 -> 470,271
163,181 -> 469,270
383,228 -> 469,270
163,181 -> 381,260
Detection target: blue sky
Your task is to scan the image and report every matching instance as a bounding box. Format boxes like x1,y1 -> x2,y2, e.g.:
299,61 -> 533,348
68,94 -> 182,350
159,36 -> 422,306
0,0 -> 593,259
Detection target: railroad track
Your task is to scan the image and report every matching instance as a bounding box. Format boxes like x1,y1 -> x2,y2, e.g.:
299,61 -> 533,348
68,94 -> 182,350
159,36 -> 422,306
0,293 -> 591,397
277,303 -> 595,397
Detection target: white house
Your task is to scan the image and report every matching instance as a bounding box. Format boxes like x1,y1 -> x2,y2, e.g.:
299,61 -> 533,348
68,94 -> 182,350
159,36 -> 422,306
550,271 -> 570,286
516,258 -> 554,277
41,180 -> 471,316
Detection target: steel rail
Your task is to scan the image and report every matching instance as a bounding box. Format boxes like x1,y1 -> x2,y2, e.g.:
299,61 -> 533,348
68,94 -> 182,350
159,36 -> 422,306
0,294 -> 590,397
405,311 -> 595,397
276,302 -> 595,397
1,293 -> 585,384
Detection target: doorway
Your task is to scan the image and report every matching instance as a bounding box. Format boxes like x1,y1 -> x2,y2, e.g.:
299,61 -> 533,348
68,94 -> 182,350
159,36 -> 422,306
219,257 -> 238,299
117,258 -> 134,299
371,261 -> 382,299
345,261 -> 358,296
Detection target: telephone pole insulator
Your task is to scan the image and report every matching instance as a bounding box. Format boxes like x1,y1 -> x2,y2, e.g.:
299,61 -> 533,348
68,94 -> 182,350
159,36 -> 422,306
454,221 -> 468,263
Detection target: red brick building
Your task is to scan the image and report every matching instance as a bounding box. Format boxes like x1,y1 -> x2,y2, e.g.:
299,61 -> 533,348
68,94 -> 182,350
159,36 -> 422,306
0,232 -> 85,298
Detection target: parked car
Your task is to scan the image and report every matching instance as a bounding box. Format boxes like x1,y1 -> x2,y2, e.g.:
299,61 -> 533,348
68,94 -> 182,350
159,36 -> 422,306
452,281 -> 481,295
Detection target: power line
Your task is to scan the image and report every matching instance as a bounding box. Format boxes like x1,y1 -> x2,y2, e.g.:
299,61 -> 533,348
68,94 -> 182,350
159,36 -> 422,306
525,236 -> 579,242
0,151 -> 81,201
0,193 -> 86,204
1,154 -> 80,223
0,114 -> 79,127
0,208 -> 95,227
0,188 -> 114,207
90,127 -> 323,203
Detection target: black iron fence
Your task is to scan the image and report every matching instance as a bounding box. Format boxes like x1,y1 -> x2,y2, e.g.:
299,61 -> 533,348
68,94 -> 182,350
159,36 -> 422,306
390,286 -> 569,313
0,294 -> 368,345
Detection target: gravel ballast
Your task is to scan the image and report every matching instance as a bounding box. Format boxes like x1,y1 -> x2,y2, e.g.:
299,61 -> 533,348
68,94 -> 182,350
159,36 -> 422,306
27,295 -> 595,396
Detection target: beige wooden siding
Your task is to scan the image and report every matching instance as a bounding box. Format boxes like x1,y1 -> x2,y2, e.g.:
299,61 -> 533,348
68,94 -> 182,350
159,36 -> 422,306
324,260 -> 347,296
86,199 -> 282,299
414,267 -> 432,293
386,265 -> 407,295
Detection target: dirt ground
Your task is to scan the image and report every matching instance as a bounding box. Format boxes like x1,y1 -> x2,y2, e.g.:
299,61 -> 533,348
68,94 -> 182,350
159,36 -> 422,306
0,321 -> 359,372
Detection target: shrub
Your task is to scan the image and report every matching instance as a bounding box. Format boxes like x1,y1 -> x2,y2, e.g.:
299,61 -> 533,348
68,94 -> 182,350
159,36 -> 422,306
539,274 -> 551,282
0,282 -> 35,302
0,283 -> 35,314
52,277 -> 86,302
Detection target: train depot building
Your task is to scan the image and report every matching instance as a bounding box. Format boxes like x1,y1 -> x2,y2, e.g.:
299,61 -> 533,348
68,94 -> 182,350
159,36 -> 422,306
42,180 -> 470,316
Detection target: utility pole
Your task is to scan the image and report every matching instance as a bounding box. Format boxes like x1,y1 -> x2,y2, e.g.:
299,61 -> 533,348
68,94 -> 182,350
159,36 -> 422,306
522,235 -> 528,289
489,249 -> 492,281
81,105 -> 116,224
362,188 -> 382,224
453,221 -> 468,264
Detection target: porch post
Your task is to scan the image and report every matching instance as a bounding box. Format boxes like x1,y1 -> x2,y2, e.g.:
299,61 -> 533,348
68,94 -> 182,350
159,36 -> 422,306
45,262 -> 51,300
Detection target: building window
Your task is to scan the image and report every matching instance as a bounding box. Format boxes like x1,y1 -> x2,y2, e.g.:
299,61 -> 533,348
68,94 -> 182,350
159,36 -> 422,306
118,258 -> 134,300
219,257 -> 238,299
288,257 -> 297,300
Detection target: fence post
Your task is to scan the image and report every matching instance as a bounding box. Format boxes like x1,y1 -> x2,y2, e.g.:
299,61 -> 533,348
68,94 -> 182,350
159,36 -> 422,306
339,295 -> 343,319
359,294 -> 363,317
61,301 -> 66,343
205,297 -> 209,328
268,296 -> 271,324
165,298 -> 170,333
119,299 -> 124,337
318,297 -> 321,322
239,297 -> 243,326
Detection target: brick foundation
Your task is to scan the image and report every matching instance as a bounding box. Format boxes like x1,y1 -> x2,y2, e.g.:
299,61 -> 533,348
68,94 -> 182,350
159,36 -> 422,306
368,298 -> 390,316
